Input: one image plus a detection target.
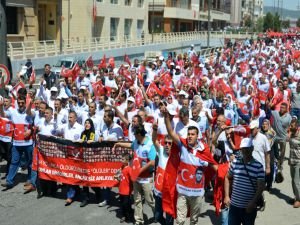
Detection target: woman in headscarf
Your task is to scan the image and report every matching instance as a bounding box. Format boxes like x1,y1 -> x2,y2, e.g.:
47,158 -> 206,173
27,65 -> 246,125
260,118 -> 276,191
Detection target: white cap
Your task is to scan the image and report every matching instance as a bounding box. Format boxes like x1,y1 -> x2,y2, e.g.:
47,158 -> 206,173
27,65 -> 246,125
127,96 -> 135,102
50,87 -> 58,92
249,120 -> 259,129
178,90 -> 189,98
175,65 -> 180,69
199,63 -> 204,68
166,104 -> 177,116
58,92 -> 69,99
240,138 -> 253,149
159,56 -> 164,61
170,62 -> 175,66
191,44 -> 194,47
80,86 -> 87,90
124,63 -> 130,67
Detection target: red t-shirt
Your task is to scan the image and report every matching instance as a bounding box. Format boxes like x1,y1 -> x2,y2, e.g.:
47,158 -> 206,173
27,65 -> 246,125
119,165 -> 133,196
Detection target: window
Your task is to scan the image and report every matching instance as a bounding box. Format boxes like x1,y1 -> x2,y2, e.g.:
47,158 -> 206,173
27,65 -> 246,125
7,7 -> 18,34
96,0 -> 103,2
125,0 -> 131,6
110,18 -> 119,41
137,20 -> 144,38
124,19 -> 132,39
110,0 -> 118,4
137,0 -> 144,7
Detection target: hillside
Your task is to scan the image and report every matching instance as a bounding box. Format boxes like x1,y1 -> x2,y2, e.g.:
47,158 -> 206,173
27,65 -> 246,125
264,6 -> 299,19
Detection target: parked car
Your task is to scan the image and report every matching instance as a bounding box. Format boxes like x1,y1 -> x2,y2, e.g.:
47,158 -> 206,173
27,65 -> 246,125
52,57 -> 85,77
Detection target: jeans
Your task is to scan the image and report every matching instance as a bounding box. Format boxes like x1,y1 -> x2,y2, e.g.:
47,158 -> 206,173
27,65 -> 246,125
154,194 -> 174,225
6,145 -> 36,187
220,207 -> 229,225
228,205 -> 257,225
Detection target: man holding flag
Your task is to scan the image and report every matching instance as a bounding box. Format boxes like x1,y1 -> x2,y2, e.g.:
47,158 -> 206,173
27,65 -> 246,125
162,107 -> 218,225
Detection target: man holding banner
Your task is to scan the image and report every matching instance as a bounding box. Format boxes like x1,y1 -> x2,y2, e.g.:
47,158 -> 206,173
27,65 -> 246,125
53,111 -> 84,205
113,124 -> 156,225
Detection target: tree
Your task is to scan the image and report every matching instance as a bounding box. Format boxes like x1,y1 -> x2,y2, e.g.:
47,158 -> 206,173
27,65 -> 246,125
273,13 -> 281,32
244,15 -> 252,28
256,17 -> 264,32
263,12 -> 274,31
297,18 -> 300,27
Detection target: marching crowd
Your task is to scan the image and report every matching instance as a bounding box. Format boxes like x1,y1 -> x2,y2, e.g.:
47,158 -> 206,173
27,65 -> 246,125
0,34 -> 300,225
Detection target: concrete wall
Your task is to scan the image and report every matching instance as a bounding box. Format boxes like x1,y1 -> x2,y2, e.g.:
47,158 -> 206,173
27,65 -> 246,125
11,38 -> 222,76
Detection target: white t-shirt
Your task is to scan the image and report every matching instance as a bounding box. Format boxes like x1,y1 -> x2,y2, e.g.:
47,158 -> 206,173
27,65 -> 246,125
252,132 -> 271,170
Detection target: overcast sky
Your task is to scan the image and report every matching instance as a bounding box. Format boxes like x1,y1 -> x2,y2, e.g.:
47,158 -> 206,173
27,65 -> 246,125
264,0 -> 300,11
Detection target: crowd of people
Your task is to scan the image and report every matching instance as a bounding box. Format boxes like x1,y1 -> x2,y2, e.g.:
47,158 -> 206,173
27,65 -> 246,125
0,34 -> 300,225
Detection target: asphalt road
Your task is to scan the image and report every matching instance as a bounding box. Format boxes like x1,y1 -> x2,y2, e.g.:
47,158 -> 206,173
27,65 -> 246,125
0,148 -> 299,225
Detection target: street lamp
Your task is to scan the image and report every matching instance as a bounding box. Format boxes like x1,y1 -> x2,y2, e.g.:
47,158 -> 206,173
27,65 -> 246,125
207,0 -> 211,47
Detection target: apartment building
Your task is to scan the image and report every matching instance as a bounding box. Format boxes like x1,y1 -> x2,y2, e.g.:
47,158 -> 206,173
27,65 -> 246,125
6,0 -> 149,42
241,0 -> 264,26
148,0 -> 231,33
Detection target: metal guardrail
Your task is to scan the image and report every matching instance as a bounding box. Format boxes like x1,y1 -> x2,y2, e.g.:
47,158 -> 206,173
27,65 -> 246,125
8,31 -> 255,60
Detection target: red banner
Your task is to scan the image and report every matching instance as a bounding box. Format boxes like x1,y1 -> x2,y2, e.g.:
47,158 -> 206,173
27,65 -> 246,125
36,135 -> 131,187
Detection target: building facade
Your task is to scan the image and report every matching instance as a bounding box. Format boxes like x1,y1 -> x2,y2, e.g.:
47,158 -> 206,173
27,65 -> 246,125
148,0 -> 231,33
241,0 -> 264,26
6,0 -> 149,43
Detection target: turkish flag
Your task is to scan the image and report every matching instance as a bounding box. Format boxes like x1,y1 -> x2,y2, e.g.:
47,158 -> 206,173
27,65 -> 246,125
146,82 -> 162,98
92,80 -> 104,97
60,65 -> 73,78
160,72 -> 173,87
108,57 -> 115,68
162,138 -> 217,218
135,88 -> 143,108
124,54 -> 131,66
232,125 -> 251,149
72,63 -> 81,80
86,55 -> 94,69
12,81 -> 25,93
98,54 -> 107,69
29,67 -> 36,84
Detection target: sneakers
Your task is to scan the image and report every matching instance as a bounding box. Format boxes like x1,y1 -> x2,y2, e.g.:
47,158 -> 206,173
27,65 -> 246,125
98,200 -> 107,207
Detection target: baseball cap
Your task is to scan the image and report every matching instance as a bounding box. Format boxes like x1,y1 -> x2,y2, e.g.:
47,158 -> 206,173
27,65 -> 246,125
166,104 -> 177,116
249,120 -> 259,129
127,96 -> 135,102
175,65 -> 180,69
159,56 -> 164,61
240,138 -> 253,149
50,87 -> 58,92
178,90 -> 189,98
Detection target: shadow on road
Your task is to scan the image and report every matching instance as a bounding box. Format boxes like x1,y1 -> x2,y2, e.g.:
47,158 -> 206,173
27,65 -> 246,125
270,187 -> 294,204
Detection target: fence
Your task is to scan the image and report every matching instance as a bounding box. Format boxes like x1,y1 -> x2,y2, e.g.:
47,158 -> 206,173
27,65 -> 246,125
8,31 -> 255,60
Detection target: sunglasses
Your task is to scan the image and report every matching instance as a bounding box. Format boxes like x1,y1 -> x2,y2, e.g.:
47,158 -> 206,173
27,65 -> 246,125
165,141 -> 173,145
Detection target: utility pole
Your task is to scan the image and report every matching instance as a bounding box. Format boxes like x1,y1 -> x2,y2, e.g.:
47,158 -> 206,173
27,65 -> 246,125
0,0 -> 7,66
58,0 -> 63,53
151,0 -> 154,43
207,0 -> 211,47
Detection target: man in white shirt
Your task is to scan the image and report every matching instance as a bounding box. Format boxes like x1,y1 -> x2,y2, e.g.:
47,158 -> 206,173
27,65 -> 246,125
99,110 -> 124,142
175,107 -> 201,139
54,111 -> 84,206
75,69 -> 93,93
250,120 -> 271,174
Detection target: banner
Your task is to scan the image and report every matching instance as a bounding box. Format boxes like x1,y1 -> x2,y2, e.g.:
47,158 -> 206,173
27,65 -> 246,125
36,134 -> 131,187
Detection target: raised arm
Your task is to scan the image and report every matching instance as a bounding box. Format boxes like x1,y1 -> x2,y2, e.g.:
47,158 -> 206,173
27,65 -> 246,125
163,109 -> 180,145
152,120 -> 160,151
